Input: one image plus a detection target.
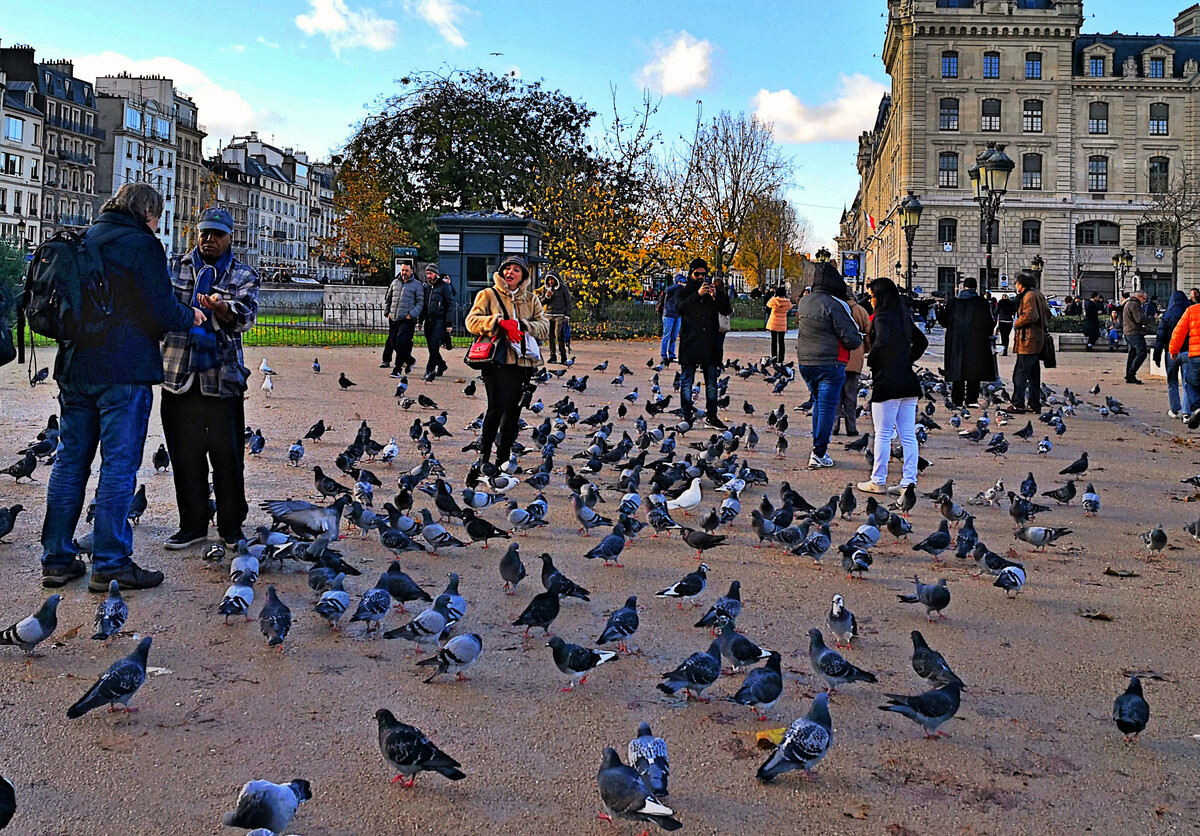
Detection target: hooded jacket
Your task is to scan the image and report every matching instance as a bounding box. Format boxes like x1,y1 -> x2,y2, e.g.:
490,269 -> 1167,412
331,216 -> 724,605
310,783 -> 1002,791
541,276 -> 572,316
465,272 -> 551,367
765,295 -> 793,332
660,278 -> 685,319
1156,290 -> 1189,353
675,279 -> 732,367
1122,296 -> 1153,337
845,297 -> 871,375
793,265 -> 863,367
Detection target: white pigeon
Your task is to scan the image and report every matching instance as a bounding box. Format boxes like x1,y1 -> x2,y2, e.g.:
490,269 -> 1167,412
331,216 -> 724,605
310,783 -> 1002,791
380,438 -> 400,464
259,358 -> 277,376
666,477 -> 702,515
261,376 -> 273,397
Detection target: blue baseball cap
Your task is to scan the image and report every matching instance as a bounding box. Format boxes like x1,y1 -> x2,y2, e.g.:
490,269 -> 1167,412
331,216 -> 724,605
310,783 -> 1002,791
197,207 -> 234,236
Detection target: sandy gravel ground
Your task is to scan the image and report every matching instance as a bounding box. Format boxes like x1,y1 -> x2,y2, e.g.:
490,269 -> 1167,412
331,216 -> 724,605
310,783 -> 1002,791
1,334 -> 1199,836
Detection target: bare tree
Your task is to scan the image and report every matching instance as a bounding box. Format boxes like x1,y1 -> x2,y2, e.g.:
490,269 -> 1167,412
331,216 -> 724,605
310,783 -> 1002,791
1141,164 -> 1200,288
735,193 -> 811,288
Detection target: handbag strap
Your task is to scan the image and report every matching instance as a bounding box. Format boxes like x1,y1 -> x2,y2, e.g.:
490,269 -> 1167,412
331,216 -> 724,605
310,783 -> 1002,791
489,287 -> 511,322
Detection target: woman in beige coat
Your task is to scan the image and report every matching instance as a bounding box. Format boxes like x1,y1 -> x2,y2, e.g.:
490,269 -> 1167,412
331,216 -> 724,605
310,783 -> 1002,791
465,254 -> 550,467
835,293 -> 871,436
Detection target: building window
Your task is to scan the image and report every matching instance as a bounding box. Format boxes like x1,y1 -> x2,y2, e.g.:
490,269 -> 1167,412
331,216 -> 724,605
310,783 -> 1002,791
942,51 -> 959,78
1149,102 -> 1169,135
1022,220 -> 1042,245
3,116 -> 22,142
979,218 -> 1000,245
1088,156 -> 1108,192
1089,56 -> 1106,77
939,98 -> 959,131
938,152 -> 959,188
124,106 -> 141,131
1088,101 -> 1108,134
1022,99 -> 1043,132
1076,220 -> 1120,246
981,98 -> 1001,131
1137,223 -> 1173,247
1149,157 -> 1170,194
1148,57 -> 1166,78
1025,51 -> 1042,79
937,217 -> 958,244
1022,154 -> 1043,190
983,51 -> 1000,79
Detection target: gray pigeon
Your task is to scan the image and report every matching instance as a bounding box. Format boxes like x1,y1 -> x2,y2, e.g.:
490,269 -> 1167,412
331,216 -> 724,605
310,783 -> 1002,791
0,594 -> 60,658
314,573 -> 351,630
910,631 -> 959,685
218,583 -> 255,624
67,636 -> 151,718
755,693 -> 834,783
880,678 -> 964,738
826,594 -> 857,649
694,580 -> 741,630
627,721 -> 670,797
597,595 -> 640,653
1113,676 -> 1150,742
259,586 -> 292,651
728,651 -> 783,720
259,496 -> 350,540
994,565 -> 1027,597
547,636 -> 617,691
911,519 -> 952,559
655,563 -> 708,609
596,747 -> 681,831
1142,524 -> 1167,558
383,598 -> 452,650
221,779 -> 312,832
898,576 -> 951,620
374,709 -> 465,787
498,543 -> 526,594
416,633 -> 483,683
808,628 -> 877,693
715,620 -> 770,671
657,639 -> 722,701
91,581 -> 128,641
350,574 -> 392,634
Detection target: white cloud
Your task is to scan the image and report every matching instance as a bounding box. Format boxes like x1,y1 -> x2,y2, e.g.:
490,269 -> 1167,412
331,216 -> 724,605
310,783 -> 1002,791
225,44 -> 247,54
638,31 -> 713,97
751,74 -> 889,144
73,51 -> 276,154
295,0 -> 398,55
408,0 -> 469,49
256,36 -> 280,49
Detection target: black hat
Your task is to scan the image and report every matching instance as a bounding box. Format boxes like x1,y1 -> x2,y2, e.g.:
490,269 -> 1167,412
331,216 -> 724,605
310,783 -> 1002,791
689,257 -> 709,274
499,254 -> 529,279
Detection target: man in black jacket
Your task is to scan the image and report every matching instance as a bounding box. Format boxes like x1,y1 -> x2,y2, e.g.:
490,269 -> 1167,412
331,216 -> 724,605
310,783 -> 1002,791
420,263 -> 453,381
40,183 -> 201,591
937,277 -> 996,406
676,257 -> 732,429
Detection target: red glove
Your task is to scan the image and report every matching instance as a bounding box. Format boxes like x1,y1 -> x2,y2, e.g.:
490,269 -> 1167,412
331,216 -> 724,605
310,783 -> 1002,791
498,319 -> 523,343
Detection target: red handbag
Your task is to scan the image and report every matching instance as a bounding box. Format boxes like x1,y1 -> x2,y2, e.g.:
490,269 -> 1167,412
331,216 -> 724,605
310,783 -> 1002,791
465,289 -> 510,369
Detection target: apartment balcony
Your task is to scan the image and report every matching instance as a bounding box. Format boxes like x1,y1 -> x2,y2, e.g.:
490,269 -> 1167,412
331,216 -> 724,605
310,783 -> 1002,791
56,149 -> 93,166
53,213 -> 90,227
46,114 -> 106,141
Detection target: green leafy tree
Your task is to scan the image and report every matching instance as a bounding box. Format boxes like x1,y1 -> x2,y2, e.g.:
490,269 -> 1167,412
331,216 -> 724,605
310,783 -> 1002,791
0,239 -> 25,330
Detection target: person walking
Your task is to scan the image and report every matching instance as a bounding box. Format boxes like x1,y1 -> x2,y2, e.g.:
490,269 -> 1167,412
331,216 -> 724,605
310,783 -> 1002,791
1170,301 -> 1200,429
39,183 -> 201,591
937,276 -> 996,407
658,273 -> 685,364
420,262 -> 453,381
160,207 -> 260,551
540,272 -> 572,364
793,262 -> 863,468
384,262 -> 424,377
465,254 -> 549,467
835,291 -> 871,436
1123,289 -> 1154,384
859,277 -> 928,494
765,286 -> 793,364
1008,272 -> 1051,414
1083,292 -> 1104,351
676,258 -> 732,429
1155,290 -> 1191,418
380,265 -> 404,370
995,293 -> 1017,356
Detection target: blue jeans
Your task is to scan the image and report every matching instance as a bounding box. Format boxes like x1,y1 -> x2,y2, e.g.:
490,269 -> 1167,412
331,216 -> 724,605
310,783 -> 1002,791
1167,352 -> 1189,414
1184,357 -> 1200,413
798,364 -> 846,457
679,363 -> 719,421
1126,333 -> 1148,379
41,382 -> 153,574
661,317 -> 680,359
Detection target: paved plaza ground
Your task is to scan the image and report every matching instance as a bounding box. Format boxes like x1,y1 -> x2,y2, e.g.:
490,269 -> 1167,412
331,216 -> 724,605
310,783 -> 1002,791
1,333 -> 1199,835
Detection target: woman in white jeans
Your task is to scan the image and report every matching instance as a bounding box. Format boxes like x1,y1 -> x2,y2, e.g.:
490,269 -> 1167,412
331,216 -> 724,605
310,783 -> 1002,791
858,277 -> 929,495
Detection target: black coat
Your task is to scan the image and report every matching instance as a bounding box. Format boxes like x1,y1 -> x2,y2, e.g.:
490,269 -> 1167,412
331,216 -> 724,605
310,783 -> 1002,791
676,280 -> 732,367
937,291 -> 996,382
422,280 -> 454,324
867,305 -> 929,403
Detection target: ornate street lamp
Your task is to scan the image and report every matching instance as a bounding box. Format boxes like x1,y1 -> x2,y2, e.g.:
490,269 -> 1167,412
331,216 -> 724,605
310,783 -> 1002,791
815,246 -> 831,264
898,192 -> 923,292
1112,248 -> 1134,296
1030,254 -> 1044,276
970,141 -> 1014,294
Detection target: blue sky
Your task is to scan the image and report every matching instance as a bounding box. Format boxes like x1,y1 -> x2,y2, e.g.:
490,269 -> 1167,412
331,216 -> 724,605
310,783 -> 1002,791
1,0 -> 1162,247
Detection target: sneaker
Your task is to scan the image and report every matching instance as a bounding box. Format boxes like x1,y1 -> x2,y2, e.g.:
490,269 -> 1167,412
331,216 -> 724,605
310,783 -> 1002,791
1168,410 -> 1182,420
89,561 -> 165,592
42,559 -> 88,588
389,371 -> 402,379
1007,404 -> 1027,414
705,415 -> 728,430
1189,409 -> 1200,430
379,362 -> 389,368
857,480 -> 888,495
404,364 -> 414,375
1126,377 -> 1143,385
808,453 -> 834,469
888,482 -> 915,496
221,529 -> 246,547
164,530 -> 207,550
422,373 -> 435,383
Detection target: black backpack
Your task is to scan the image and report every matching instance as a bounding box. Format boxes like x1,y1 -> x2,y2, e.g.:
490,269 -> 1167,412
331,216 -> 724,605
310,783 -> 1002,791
22,225 -> 130,341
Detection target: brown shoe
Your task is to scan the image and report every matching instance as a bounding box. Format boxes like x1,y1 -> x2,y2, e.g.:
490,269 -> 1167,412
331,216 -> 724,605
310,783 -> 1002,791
89,561 -> 165,592
42,559 -> 88,588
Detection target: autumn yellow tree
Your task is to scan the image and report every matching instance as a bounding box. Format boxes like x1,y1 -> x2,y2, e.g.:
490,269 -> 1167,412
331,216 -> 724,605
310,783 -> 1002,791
321,159 -> 410,280
734,194 -> 812,289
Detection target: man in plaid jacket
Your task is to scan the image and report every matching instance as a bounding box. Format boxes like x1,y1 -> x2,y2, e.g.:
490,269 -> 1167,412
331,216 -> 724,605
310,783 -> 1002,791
160,207 -> 260,550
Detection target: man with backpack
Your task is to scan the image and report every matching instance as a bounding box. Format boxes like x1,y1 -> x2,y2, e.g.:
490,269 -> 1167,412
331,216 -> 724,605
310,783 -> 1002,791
33,183 -> 201,591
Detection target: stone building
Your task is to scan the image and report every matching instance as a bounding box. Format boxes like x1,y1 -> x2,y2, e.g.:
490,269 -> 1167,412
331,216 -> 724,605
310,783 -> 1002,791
204,157 -> 260,267
172,91 -> 207,255
221,133 -> 308,278
0,70 -> 43,248
840,0 -> 1200,301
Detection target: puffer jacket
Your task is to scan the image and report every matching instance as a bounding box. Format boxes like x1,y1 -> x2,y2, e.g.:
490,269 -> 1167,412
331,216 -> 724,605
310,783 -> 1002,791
794,290 -> 863,366
765,296 -> 793,332
385,276 -> 424,321
466,273 -> 551,367
542,277 -> 572,316
1169,303 -> 1200,357
1012,287 -> 1051,355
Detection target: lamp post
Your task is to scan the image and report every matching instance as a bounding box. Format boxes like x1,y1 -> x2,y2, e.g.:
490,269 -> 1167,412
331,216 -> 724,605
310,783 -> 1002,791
1112,248 -> 1133,296
969,141 -> 1014,294
898,192 -> 923,292
1030,254 -> 1044,278
815,246 -> 831,264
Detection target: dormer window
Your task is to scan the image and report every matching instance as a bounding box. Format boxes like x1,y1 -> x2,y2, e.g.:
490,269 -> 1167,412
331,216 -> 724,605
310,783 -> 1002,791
1089,56 -> 1106,77
1148,57 -> 1166,78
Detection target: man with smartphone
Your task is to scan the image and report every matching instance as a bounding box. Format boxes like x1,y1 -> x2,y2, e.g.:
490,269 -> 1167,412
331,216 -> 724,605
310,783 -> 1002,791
675,257 -> 732,429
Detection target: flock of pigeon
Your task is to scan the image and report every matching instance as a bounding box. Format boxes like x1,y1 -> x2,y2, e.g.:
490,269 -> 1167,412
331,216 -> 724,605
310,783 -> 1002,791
0,347 -> 1176,834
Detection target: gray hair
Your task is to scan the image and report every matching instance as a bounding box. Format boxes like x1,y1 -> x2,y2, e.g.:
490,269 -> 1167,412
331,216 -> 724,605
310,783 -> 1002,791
100,182 -> 164,220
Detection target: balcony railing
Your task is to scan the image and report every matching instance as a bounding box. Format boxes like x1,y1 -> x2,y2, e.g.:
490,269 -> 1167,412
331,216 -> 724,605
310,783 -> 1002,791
53,213 -> 90,227
46,114 -> 106,141
57,149 -> 93,166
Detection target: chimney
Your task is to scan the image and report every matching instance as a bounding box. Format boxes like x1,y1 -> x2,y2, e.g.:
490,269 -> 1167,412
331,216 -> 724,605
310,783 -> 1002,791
1176,4 -> 1200,36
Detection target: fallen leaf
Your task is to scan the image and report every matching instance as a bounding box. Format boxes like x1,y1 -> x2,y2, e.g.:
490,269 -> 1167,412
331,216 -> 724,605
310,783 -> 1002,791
1103,567 -> 1140,578
843,801 -> 869,820
59,624 -> 84,640
755,728 -> 787,749
1076,607 -> 1113,621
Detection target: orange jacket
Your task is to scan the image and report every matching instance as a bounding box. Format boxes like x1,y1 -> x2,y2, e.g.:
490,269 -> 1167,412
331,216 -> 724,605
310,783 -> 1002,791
1169,304 -> 1200,356
765,296 -> 793,332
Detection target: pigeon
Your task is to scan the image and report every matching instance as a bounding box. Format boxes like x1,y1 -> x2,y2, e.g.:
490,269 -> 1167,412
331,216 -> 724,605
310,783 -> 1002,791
1059,451 -> 1089,476
498,543 -> 527,594
380,561 -> 432,611
304,420 -> 327,441
338,373 -> 356,389
312,357 -> 321,373
313,465 -> 351,498
793,522 -> 832,564
808,628 -> 876,692
1042,480 -> 1077,507
221,779 -> 312,832
417,633 -> 483,683
681,527 -> 728,558
596,747 -> 681,832
994,565 -> 1027,597
911,520 -> 952,559
384,598 -> 452,650
1113,676 -> 1150,742
260,496 -> 350,541
880,678 -> 964,739
152,444 -> 170,472
230,542 -> 261,585
597,595 -> 640,653
890,483 -> 917,515
910,630 -> 959,685
665,477 -> 702,515
548,636 -> 618,691
1019,472 -> 1038,499
350,574 -> 392,634
375,710 -> 465,787
258,586 -> 292,651
513,590 -> 561,637
1082,483 -> 1101,516
67,636 -> 152,718
694,581 -> 742,630
716,620 -> 771,671
1014,526 -> 1071,551
584,525 -> 628,567
462,508 -> 510,549
314,574 -> 351,630
898,576 -> 951,620
91,581 -> 128,641
0,773 -> 11,829
657,639 -> 722,701
126,484 -> 147,524
538,554 -> 590,601
627,721 -> 670,797
0,594 -> 60,657
826,594 -> 858,649
0,502 -> 22,542
218,583 -> 255,624
417,509 -> 467,553
655,564 -> 708,609
887,514 -> 913,541
3,452 -> 36,482
728,651 -> 784,720
755,693 -> 834,783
